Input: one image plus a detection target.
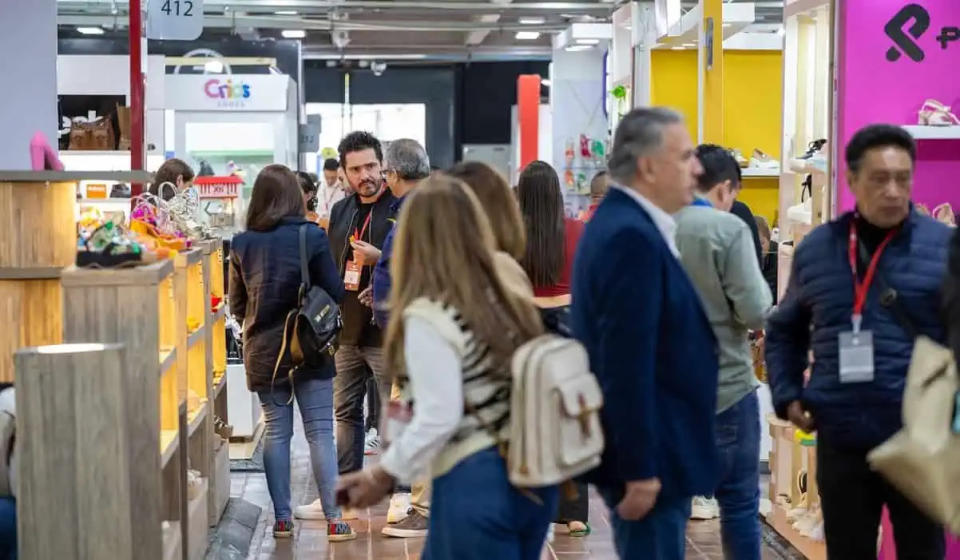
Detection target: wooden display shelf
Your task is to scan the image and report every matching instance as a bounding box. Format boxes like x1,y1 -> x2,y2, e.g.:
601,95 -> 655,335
162,521 -> 182,560
0,178 -> 76,269
0,278 -> 62,382
203,239 -> 229,529
187,326 -> 205,348
213,373 -> 227,398
764,503 -> 826,560
187,401 -> 210,437
186,477 -> 210,560
61,260 -> 183,560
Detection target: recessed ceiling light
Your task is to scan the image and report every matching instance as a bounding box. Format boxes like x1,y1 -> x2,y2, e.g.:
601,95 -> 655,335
77,26 -> 105,35
281,29 -> 306,39
275,10 -> 298,15
519,17 -> 545,25
515,31 -> 541,40
671,46 -> 686,50
723,23 -> 732,28
565,45 -> 592,52
577,38 -> 600,45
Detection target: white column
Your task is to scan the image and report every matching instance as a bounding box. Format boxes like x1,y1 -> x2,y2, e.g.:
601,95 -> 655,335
0,0 -> 58,169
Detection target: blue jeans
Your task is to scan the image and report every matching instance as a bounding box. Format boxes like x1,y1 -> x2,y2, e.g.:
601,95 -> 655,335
258,377 -> 340,521
598,487 -> 690,560
423,447 -> 557,560
0,497 -> 15,560
714,390 -> 761,560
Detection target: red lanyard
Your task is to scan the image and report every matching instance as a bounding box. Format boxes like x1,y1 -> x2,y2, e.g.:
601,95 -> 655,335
847,219 -> 898,318
354,210 -> 372,241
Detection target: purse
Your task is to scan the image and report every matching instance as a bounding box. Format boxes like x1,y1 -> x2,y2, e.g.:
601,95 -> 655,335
68,115 -> 116,150
270,224 -> 342,404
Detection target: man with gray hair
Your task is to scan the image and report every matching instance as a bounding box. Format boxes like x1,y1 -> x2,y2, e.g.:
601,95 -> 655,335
365,138 -> 432,538
571,108 -> 720,559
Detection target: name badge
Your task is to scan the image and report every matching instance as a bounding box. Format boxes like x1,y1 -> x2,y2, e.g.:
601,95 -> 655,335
839,330 -> 875,383
344,260 -> 362,291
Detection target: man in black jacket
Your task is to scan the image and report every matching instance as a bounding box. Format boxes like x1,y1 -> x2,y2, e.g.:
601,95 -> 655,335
295,131 -> 397,521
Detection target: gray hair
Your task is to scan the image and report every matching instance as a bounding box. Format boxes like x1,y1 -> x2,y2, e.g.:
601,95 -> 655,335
384,138 -> 431,181
607,107 -> 684,185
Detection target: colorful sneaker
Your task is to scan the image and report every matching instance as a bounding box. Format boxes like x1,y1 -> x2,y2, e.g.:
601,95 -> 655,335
381,509 -> 428,538
273,519 -> 294,538
327,520 -> 357,542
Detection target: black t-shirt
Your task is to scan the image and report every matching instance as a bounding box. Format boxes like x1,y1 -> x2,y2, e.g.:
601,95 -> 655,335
340,202 -> 380,347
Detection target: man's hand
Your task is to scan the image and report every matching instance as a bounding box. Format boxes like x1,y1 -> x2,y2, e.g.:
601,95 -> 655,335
358,286 -> 373,307
617,478 -> 661,521
787,400 -> 816,433
351,240 -> 381,266
336,465 -> 394,509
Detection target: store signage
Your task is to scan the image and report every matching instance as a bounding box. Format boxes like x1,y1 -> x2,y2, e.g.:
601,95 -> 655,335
885,3 -> 960,62
164,75 -> 289,111
146,0 -> 204,41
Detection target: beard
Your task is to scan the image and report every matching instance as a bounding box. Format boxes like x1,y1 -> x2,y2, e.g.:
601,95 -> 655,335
357,179 -> 380,197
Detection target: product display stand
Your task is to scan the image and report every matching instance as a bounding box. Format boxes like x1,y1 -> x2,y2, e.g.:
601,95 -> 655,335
15,344 -> 138,559
205,240 -> 231,526
174,247 -> 211,560
0,175 -> 76,382
61,261 -> 183,560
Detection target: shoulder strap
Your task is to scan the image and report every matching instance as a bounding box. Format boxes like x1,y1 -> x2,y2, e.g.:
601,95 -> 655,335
298,224 -> 311,290
859,239 -> 918,338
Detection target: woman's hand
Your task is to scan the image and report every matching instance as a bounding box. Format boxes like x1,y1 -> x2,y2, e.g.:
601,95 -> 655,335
336,465 -> 395,509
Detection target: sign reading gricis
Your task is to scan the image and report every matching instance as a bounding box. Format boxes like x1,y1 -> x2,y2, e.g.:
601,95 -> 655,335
204,79 -> 251,107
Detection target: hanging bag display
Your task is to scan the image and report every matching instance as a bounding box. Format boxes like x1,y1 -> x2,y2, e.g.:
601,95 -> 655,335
867,336 -> 960,534
270,224 -> 342,404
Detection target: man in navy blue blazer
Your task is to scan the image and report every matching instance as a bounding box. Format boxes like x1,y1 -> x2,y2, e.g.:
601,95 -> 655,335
571,107 -> 720,559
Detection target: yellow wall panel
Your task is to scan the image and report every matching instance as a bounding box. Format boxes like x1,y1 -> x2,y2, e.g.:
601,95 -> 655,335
736,178 -> 779,225
651,50 -> 699,143
722,50 -> 783,159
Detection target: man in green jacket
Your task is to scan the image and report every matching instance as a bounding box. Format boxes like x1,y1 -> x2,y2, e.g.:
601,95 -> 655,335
675,145 -> 773,560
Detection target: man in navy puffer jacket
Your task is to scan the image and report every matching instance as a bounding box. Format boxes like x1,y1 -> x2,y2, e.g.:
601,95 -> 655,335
766,124 -> 949,559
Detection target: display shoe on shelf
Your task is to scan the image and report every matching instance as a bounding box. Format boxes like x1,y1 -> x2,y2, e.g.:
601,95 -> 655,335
933,202 -> 956,226
690,496 -> 721,520
787,197 -> 813,226
29,131 -> 64,171
918,99 -> 960,126
386,493 -> 412,524
76,220 -> 151,268
786,493 -> 809,522
730,148 -> 749,168
916,203 -> 931,216
790,139 -> 828,174
749,148 -> 780,169
796,507 -> 824,539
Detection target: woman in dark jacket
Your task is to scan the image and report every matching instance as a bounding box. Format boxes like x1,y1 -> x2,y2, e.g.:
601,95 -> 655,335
229,164 -> 355,542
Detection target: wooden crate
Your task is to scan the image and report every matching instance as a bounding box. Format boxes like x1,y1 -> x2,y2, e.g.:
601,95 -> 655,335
15,344 -> 134,560
0,180 -> 76,270
0,276 -> 62,382
61,261 -> 184,560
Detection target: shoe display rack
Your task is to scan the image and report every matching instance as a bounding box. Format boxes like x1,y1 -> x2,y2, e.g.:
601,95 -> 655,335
777,0 -> 833,300
766,415 -> 825,560
0,174 -> 76,382
61,260 -> 184,560
204,240 -> 231,527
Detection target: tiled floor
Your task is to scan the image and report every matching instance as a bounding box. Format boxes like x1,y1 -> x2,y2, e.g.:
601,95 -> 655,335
232,423 -> 790,560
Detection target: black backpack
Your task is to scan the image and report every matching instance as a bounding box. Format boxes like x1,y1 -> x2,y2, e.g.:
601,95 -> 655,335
271,224 -> 342,403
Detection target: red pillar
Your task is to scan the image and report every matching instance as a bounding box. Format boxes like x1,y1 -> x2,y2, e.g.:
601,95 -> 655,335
129,0 -> 145,196
517,75 -> 541,172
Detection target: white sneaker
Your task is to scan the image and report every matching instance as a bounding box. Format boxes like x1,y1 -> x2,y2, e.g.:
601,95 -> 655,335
690,496 -> 720,520
364,428 -> 381,456
294,499 -> 328,520
546,523 -> 555,543
387,493 -> 412,524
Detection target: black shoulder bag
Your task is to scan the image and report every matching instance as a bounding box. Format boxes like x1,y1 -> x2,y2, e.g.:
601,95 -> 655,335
271,224 -> 342,404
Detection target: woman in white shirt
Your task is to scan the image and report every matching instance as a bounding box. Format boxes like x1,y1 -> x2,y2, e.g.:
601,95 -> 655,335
337,175 -> 558,559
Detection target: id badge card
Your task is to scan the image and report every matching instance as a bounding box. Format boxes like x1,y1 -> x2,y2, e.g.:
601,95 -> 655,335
344,260 -> 362,291
383,400 -> 413,445
838,329 -> 875,383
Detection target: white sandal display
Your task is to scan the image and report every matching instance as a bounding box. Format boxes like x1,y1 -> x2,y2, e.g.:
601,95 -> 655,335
918,99 -> 960,126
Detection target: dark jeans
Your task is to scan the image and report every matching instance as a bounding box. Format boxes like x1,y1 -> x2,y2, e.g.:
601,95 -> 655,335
555,481 -> 590,524
423,447 -> 557,560
364,373 -> 380,433
333,345 -> 390,474
714,390 -> 761,560
598,486 -> 691,560
817,439 -> 945,560
0,497 -> 15,560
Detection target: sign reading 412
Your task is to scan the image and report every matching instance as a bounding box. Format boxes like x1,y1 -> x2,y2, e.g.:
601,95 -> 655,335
147,0 -> 204,40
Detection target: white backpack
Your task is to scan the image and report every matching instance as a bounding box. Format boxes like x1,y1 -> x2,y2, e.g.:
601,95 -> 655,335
506,335 -> 605,488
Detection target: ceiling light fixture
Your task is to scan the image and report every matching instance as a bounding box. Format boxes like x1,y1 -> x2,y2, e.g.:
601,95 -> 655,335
565,45 -> 592,52
77,26 -> 105,35
516,31 -> 541,40
275,10 -> 297,15
519,17 -> 546,25
577,38 -> 600,45
281,29 -> 306,39
671,46 -> 685,50
204,60 -> 224,73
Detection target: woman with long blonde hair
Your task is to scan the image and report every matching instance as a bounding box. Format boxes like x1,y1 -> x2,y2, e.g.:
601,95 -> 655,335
338,175 -> 558,559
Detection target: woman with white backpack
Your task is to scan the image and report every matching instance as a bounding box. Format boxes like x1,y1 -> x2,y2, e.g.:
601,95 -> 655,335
336,174 -> 559,559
